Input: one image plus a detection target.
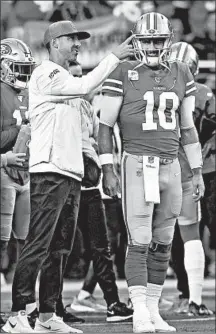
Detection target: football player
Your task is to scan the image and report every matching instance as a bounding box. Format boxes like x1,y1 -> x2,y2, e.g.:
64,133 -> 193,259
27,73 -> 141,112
0,37 -> 34,327
0,38 -> 34,275
169,42 -> 215,316
98,13 -> 204,333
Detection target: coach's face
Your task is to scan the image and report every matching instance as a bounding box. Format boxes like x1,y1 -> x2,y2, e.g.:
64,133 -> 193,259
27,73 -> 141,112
56,34 -> 81,62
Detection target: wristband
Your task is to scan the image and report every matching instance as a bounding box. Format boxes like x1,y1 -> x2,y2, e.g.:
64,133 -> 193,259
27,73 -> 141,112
183,142 -> 203,170
99,153 -> 113,166
1,154 -> 7,167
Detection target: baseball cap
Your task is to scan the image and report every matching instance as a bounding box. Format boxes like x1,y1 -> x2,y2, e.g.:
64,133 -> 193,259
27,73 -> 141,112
44,20 -> 91,46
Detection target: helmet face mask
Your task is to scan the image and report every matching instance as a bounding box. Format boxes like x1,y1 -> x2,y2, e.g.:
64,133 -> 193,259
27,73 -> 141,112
132,13 -> 174,67
0,38 -> 36,90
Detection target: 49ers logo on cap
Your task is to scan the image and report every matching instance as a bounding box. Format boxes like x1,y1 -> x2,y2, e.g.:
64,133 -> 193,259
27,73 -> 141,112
0,44 -> 12,55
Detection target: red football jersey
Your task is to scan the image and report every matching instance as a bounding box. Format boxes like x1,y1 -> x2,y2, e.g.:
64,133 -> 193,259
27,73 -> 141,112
102,60 -> 196,159
0,81 -> 29,184
179,82 -> 215,182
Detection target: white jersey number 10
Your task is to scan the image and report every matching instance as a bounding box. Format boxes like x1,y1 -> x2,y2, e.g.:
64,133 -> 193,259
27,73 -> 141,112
142,91 -> 179,131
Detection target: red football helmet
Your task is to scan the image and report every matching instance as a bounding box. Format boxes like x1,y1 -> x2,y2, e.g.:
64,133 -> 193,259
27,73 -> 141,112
0,38 -> 36,90
132,12 -> 174,67
169,42 -> 199,76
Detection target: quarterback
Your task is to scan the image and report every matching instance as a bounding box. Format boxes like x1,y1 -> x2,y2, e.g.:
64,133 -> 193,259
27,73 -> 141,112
98,13 -> 204,333
169,42 -> 214,316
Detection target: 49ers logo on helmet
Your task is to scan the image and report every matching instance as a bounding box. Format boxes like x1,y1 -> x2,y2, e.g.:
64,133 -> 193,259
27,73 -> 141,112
0,44 -> 12,56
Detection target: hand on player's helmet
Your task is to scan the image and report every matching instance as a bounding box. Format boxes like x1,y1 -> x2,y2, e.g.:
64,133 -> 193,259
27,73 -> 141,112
6,151 -> 26,166
192,170 -> 205,202
112,35 -> 134,60
102,169 -> 121,198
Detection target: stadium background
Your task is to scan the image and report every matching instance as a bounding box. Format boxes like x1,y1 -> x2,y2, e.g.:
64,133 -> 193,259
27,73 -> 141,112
1,1 -> 215,89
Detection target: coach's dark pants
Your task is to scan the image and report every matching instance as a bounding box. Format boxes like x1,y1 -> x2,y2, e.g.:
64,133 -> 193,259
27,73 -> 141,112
12,172 -> 81,313
60,188 -> 119,308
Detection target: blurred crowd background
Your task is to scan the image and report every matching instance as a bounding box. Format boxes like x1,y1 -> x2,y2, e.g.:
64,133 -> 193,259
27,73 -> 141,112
1,1 -> 215,60
1,0 -> 215,90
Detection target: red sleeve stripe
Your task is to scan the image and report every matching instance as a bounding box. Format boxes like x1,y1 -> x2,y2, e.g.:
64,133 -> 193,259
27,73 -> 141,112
185,86 -> 196,95
102,86 -> 123,94
186,79 -> 195,87
105,79 -> 123,85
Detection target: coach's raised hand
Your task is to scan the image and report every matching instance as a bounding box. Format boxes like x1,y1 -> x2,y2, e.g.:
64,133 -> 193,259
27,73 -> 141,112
112,35 -> 134,60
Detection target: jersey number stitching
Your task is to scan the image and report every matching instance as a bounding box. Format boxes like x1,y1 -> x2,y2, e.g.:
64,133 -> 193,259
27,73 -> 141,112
142,91 -> 179,131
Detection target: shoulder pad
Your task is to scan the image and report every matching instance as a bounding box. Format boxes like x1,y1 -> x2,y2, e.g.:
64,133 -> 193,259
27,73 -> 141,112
196,82 -> 213,99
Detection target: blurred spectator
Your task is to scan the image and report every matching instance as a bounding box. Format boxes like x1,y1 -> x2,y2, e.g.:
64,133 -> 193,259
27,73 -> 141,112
47,1 -> 112,22
156,1 -> 175,18
189,1 -> 208,38
2,0 -> 215,62
190,8 -> 215,59
33,1 -> 55,14
172,1 -> 193,39
140,1 -> 155,13
5,0 -> 45,40
112,1 -> 141,23
172,18 -> 184,43
1,1 -> 13,39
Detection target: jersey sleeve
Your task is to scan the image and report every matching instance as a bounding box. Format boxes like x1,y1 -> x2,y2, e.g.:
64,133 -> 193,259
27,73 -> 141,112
183,64 -> 197,98
0,84 -> 19,152
101,64 -> 124,97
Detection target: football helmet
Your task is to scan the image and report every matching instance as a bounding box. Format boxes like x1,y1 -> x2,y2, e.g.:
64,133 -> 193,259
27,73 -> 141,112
169,42 -> 199,76
0,38 -> 36,90
132,12 -> 174,67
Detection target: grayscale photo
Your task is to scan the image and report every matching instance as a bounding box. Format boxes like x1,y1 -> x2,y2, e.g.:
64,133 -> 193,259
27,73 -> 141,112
0,1 -> 215,333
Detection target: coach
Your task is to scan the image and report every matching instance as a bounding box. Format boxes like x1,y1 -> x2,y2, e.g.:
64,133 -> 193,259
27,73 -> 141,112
6,20 -> 133,333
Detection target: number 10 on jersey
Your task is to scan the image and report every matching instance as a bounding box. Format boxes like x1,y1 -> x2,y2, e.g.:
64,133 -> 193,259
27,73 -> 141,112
142,91 -> 179,131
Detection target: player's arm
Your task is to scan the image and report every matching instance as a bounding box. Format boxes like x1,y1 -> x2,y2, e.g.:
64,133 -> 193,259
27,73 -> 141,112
98,95 -> 123,197
180,95 -> 204,201
0,97 -> 19,151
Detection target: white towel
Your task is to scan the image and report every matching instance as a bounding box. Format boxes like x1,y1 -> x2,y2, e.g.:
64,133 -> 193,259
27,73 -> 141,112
142,156 -> 160,203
